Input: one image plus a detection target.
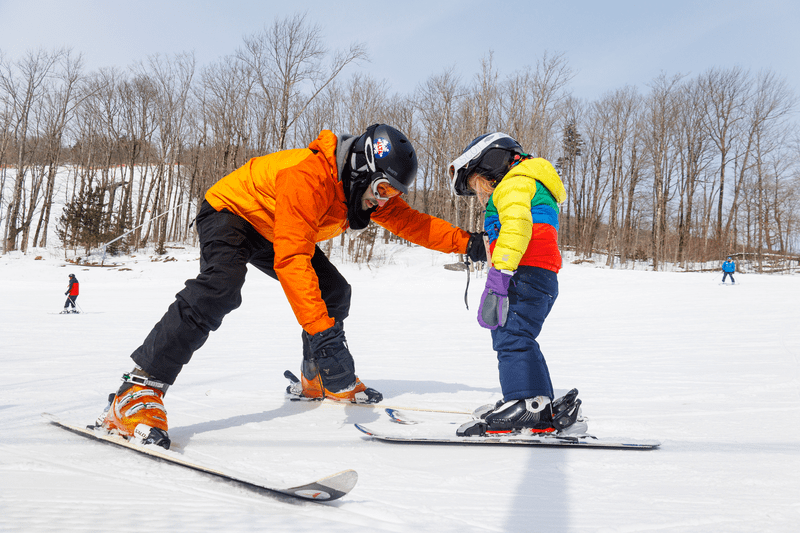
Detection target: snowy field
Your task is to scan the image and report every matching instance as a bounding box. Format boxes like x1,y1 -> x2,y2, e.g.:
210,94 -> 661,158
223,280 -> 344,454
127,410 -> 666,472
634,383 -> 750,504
1,244 -> 799,532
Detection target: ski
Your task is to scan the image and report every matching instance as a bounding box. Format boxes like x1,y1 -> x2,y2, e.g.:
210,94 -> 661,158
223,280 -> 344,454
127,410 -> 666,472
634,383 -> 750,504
355,409 -> 660,450
282,370 -> 471,414
43,413 -> 358,501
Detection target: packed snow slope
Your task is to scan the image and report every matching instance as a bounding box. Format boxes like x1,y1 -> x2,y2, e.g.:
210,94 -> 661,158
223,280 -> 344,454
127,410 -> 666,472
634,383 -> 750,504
1,245 -> 799,532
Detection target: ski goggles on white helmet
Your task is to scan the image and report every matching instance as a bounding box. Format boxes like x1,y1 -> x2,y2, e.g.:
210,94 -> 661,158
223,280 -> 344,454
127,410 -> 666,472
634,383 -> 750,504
448,132 -> 511,196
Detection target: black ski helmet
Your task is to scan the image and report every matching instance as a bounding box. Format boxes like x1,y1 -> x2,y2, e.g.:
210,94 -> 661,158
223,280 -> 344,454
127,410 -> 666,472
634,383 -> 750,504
349,124 -> 417,194
69,273 -> 75,278
449,132 -> 525,196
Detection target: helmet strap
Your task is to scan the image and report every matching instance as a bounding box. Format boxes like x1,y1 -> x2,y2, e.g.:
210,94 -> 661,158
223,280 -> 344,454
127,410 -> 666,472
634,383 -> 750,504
346,179 -> 376,230
343,154 -> 377,230
341,123 -> 385,230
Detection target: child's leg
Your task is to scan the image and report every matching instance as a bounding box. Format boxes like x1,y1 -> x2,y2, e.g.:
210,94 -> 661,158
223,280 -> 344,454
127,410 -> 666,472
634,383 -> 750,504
491,267 -> 558,401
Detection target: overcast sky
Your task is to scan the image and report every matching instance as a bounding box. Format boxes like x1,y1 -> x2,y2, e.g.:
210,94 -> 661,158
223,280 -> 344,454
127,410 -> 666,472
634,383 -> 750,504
1,0 -> 798,102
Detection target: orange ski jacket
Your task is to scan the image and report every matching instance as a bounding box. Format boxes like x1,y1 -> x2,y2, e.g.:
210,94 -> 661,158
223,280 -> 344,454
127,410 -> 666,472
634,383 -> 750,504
206,130 -> 470,335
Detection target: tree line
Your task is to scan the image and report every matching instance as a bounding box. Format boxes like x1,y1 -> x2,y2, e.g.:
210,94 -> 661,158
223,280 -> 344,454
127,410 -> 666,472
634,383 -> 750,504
1,12 -> 799,271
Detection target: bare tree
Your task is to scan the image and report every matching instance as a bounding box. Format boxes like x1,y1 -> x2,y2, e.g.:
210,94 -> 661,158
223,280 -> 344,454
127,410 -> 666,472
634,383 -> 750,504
1,48 -> 62,252
597,86 -> 642,267
674,78 -> 713,265
699,66 -> 750,250
577,99 -> 612,257
414,67 -> 464,221
295,77 -> 340,144
0,51 -> 12,222
460,53 -> 501,234
643,72 -> 683,270
343,72 -> 390,134
117,72 -> 159,246
237,12 -> 367,150
138,52 -> 196,251
195,56 -> 256,187
500,51 -> 573,159
727,70 -> 796,265
32,49 -> 85,248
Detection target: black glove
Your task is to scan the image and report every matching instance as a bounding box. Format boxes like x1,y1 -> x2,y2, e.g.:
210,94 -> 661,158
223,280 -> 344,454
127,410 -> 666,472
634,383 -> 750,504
302,322 -> 356,393
466,232 -> 487,263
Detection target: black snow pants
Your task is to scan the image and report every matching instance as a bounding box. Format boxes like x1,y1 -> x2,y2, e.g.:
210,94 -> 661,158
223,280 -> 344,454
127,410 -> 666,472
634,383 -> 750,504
131,200 -> 352,384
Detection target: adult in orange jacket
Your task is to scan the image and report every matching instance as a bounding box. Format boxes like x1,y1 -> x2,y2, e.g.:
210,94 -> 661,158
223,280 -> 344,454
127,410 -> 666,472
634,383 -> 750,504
99,124 -> 487,448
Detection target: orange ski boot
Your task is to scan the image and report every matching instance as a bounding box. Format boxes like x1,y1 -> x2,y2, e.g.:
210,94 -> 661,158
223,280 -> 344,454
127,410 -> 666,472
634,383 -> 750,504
286,360 -> 383,404
99,369 -> 171,449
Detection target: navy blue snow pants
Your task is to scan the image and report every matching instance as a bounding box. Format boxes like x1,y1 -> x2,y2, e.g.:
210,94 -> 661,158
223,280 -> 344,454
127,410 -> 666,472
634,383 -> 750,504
491,265 -> 558,401
131,201 -> 351,384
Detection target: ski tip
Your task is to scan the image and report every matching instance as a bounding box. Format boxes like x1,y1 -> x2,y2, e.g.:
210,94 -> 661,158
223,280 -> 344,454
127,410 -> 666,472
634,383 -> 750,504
287,469 -> 358,501
319,468 -> 358,486
354,423 -> 375,436
384,408 -> 417,425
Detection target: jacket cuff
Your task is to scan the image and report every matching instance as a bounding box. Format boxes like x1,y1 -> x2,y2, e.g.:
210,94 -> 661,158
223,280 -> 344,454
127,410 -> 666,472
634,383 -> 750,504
304,316 -> 336,337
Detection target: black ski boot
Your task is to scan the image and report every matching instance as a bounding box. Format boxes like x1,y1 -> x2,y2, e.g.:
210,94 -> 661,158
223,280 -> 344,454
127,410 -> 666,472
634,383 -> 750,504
457,396 -> 554,437
458,389 -> 584,437
551,388 -> 582,431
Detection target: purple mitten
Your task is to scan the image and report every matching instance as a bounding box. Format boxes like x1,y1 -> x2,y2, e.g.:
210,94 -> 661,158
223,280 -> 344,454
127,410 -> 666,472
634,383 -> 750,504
477,268 -> 513,329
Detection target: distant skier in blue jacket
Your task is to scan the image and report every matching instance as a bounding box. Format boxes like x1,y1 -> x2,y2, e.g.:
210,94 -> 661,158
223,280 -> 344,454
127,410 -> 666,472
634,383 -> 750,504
722,257 -> 736,284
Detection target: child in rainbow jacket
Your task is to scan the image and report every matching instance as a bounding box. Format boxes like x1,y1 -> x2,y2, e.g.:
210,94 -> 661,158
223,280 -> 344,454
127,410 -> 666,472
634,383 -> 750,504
448,132 -> 584,437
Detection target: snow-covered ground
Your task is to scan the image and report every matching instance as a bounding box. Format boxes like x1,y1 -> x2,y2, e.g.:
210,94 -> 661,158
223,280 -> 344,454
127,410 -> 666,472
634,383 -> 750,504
1,244 -> 799,532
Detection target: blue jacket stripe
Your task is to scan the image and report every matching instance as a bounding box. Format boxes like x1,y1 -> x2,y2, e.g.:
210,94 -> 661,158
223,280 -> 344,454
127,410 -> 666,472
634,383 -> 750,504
531,205 -> 559,230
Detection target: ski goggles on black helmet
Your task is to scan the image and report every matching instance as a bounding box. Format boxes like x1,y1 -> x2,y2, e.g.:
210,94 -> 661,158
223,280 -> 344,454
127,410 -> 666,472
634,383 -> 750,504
370,177 -> 402,202
363,132 -> 403,201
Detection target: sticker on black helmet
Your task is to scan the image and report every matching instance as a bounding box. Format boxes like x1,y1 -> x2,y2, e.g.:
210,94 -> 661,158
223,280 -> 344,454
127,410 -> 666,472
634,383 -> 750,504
373,137 -> 391,159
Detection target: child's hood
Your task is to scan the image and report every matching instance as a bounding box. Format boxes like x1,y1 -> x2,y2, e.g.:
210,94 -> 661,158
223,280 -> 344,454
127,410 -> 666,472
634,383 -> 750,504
504,158 -> 566,204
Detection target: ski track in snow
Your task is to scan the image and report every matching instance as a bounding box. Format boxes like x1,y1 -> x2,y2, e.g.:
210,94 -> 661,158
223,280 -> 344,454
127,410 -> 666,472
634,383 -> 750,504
1,246 -> 799,532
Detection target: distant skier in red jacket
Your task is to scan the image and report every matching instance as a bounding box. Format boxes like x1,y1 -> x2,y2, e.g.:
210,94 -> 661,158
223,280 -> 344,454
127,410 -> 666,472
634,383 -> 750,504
62,274 -> 79,313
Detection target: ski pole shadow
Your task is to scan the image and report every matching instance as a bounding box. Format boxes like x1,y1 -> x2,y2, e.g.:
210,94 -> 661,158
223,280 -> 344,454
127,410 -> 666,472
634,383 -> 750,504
168,398 -> 389,447
169,379 -> 499,448
361,378 -> 499,396
168,401 -> 320,446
